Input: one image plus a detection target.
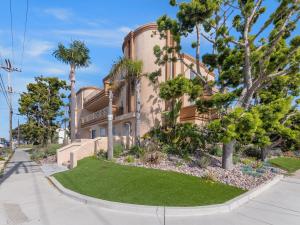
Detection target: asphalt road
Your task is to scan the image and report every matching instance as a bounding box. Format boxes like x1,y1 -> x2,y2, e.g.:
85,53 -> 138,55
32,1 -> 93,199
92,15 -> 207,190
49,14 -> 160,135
1,149 -> 300,225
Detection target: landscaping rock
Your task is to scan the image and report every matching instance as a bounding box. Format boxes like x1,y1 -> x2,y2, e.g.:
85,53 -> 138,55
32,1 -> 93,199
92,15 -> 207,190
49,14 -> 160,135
117,155 -> 283,190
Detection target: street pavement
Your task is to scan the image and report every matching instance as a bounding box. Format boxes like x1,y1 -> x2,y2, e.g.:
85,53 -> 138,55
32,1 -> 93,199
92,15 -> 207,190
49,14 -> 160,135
0,149 -> 300,225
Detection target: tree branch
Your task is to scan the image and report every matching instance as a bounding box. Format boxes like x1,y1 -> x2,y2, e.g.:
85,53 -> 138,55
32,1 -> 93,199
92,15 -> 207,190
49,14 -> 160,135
201,33 -> 215,44
249,0 -> 263,25
268,70 -> 288,78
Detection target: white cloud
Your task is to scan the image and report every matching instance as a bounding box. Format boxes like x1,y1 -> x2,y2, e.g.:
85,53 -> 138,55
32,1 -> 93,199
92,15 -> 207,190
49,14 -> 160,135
118,26 -> 132,34
52,27 -> 132,47
25,40 -> 54,57
44,8 -> 73,21
0,45 -> 11,59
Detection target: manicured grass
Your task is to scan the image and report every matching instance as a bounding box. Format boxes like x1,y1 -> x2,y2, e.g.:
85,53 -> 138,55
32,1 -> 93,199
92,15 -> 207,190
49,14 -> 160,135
269,157 -> 300,173
54,157 -> 245,206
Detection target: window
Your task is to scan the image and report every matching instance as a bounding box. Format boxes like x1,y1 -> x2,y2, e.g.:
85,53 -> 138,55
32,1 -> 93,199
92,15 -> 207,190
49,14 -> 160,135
113,127 -> 117,136
123,123 -> 131,136
99,128 -> 106,137
190,70 -> 196,80
91,130 -> 97,139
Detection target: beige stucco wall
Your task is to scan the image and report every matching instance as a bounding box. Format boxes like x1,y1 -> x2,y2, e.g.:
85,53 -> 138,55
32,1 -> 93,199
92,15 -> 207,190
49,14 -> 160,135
75,88 -> 101,139
133,28 -> 166,136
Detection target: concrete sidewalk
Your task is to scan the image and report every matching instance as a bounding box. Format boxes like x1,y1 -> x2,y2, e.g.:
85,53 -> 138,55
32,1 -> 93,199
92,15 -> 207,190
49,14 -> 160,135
0,149 -> 300,225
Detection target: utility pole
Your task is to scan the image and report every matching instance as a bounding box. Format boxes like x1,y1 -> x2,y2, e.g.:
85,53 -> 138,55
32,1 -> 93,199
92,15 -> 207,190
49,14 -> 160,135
107,89 -> 113,160
1,59 -> 21,151
17,117 -> 20,146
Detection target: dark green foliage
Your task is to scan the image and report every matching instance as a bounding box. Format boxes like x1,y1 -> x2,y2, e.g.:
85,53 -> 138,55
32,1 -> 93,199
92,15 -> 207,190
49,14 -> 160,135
30,144 -> 62,161
159,75 -> 202,101
148,123 -> 204,156
244,147 -> 261,159
18,77 -> 68,146
196,156 -> 211,168
113,144 -> 124,158
209,145 -> 222,157
54,157 -> 245,206
129,145 -> 145,158
154,1 -> 300,168
53,40 -> 91,68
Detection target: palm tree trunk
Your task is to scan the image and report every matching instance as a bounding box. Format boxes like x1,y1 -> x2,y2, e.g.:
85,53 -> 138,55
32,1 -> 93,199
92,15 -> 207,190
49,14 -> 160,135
70,65 -> 76,142
107,90 -> 114,160
135,78 -> 141,146
222,140 -> 235,170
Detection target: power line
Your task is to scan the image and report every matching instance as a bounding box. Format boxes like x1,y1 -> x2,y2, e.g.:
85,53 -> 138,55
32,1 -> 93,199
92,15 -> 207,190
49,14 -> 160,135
0,74 -> 10,107
0,73 -> 10,104
0,73 -> 10,108
1,59 -> 21,150
9,0 -> 15,64
21,0 -> 29,69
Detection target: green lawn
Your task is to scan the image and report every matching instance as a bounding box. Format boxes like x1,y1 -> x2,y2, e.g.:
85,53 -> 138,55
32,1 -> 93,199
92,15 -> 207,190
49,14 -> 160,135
54,157 -> 245,206
269,157 -> 300,173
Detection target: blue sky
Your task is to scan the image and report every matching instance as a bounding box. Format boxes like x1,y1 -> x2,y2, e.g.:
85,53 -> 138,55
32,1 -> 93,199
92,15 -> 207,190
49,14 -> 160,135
0,0 -> 298,139
0,0 -> 179,139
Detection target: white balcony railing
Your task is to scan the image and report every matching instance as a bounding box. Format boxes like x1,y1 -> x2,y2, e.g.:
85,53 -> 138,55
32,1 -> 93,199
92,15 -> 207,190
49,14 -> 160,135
81,107 -> 109,124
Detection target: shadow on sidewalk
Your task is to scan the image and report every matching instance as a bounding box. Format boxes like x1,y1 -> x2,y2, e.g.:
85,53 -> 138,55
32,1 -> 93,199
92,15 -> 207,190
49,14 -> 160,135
0,160 -> 40,185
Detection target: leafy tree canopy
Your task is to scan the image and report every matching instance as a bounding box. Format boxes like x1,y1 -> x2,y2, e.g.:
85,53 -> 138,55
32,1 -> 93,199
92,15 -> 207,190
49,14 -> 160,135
18,76 -> 68,146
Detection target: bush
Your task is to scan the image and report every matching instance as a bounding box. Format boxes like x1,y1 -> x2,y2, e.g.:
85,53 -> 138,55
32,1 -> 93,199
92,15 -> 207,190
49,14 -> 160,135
113,144 -> 124,158
202,172 -> 217,182
233,155 -> 240,165
96,149 -> 107,159
244,147 -> 261,159
125,155 -> 135,163
29,144 -> 62,162
240,158 -> 255,165
209,145 -> 222,157
147,123 -> 204,156
141,151 -> 165,164
0,157 -> 5,161
45,144 -> 61,156
129,145 -> 145,158
31,151 -> 46,161
196,156 -> 211,168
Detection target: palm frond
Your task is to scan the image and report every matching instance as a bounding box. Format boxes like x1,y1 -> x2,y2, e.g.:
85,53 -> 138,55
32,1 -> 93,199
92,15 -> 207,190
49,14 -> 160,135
53,40 -> 91,68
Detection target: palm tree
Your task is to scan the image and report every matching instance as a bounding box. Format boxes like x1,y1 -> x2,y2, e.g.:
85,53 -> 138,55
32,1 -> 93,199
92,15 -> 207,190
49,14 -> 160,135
108,57 -> 143,152
53,41 -> 90,142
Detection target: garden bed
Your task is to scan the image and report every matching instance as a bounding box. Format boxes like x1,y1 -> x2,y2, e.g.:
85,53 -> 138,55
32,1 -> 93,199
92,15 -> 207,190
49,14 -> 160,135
54,157 -> 245,207
116,154 -> 283,190
0,148 -> 14,175
30,144 -> 62,164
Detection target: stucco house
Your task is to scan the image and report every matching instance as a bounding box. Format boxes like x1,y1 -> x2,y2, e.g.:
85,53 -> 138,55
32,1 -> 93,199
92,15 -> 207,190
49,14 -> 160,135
74,22 -> 217,146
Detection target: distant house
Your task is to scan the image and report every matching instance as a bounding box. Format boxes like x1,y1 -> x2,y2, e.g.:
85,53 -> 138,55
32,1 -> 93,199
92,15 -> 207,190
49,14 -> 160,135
56,128 -> 68,145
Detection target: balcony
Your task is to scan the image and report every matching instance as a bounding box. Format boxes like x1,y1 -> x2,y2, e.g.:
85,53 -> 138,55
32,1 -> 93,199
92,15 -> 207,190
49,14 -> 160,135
81,106 -> 117,127
84,90 -> 102,103
180,105 -> 219,124
83,90 -> 109,111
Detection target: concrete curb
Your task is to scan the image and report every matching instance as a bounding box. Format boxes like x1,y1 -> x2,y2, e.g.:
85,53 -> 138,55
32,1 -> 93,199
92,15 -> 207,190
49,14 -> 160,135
47,174 -> 283,216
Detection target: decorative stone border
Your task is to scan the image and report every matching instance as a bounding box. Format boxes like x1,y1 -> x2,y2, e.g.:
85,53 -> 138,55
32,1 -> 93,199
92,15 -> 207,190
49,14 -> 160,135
47,174 -> 283,216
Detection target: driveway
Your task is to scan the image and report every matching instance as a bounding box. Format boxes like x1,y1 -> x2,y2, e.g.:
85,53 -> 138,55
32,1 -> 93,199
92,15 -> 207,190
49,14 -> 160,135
0,149 -> 300,225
